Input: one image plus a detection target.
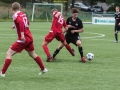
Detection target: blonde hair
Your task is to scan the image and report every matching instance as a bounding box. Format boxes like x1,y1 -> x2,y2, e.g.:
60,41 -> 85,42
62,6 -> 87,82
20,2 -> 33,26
51,8 -> 58,13
12,2 -> 20,11
116,6 -> 119,9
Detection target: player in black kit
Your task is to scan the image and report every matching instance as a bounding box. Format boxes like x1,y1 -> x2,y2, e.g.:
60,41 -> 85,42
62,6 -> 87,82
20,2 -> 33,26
52,8 -> 87,62
114,6 -> 120,43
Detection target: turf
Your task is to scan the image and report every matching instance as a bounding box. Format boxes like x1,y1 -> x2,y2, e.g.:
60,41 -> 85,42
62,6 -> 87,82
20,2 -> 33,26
0,22 -> 120,90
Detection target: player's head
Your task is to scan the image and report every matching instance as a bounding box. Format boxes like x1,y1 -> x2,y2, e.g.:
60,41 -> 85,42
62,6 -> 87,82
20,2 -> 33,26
12,2 -> 20,12
71,8 -> 79,19
115,6 -> 119,13
51,8 -> 58,13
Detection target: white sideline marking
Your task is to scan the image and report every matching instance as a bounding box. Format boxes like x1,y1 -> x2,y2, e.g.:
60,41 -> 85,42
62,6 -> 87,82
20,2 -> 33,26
0,32 -> 105,40
82,32 -> 105,39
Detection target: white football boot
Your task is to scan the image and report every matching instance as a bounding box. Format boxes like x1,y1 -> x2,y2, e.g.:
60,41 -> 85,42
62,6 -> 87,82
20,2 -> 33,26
39,68 -> 48,75
0,71 -> 5,77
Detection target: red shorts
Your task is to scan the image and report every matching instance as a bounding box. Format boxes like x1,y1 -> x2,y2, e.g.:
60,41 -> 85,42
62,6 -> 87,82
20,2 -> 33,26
45,31 -> 65,42
10,40 -> 34,53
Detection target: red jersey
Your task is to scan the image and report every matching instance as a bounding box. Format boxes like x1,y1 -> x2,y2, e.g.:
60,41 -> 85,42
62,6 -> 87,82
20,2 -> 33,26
12,11 -> 33,43
51,11 -> 67,33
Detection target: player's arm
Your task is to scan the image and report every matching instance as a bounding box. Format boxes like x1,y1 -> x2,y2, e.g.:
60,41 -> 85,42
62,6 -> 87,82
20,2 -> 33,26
118,23 -> 120,26
118,16 -> 120,26
11,25 -> 15,29
71,28 -> 84,34
63,26 -> 68,33
55,12 -> 61,18
71,19 -> 84,34
63,20 -> 68,33
53,11 -> 61,18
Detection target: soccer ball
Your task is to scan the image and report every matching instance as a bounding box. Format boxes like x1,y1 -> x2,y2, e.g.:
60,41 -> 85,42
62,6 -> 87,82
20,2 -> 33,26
86,53 -> 94,60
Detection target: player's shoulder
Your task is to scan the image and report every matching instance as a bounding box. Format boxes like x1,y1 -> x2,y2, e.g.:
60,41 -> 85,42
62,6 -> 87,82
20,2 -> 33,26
12,11 -> 25,20
77,17 -> 82,22
67,17 -> 72,21
118,12 -> 120,15
12,11 -> 21,20
68,16 -> 72,19
53,11 -> 58,16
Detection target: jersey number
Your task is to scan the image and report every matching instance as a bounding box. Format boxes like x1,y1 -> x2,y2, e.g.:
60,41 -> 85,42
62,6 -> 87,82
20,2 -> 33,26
58,15 -> 63,24
23,17 -> 28,27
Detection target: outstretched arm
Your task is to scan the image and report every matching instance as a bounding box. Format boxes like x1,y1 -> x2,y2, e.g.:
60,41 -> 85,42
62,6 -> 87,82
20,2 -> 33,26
63,26 -> 68,33
71,28 -> 84,34
55,12 -> 61,18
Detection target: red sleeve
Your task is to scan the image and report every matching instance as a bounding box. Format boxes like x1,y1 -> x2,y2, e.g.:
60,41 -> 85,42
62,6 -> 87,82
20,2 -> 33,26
16,17 -> 24,32
53,11 -> 58,18
28,21 -> 30,25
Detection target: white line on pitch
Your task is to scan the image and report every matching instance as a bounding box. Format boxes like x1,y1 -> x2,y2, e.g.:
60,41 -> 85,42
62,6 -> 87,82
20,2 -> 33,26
82,32 -> 105,39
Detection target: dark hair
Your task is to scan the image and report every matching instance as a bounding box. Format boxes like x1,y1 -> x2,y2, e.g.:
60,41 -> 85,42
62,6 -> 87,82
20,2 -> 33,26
71,8 -> 79,13
12,2 -> 20,11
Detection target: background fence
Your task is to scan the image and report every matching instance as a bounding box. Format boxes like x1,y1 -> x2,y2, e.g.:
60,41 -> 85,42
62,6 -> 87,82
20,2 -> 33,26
0,3 -> 114,22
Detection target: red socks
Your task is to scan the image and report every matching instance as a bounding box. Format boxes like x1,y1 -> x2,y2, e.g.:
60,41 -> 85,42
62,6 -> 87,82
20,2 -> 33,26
42,44 -> 51,56
65,44 -> 74,56
1,59 -> 12,74
1,57 -> 45,74
34,56 -> 45,70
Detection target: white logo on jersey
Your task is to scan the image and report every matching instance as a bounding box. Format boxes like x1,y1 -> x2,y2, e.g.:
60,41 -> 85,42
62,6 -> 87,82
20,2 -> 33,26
75,23 -> 78,26
78,36 -> 80,40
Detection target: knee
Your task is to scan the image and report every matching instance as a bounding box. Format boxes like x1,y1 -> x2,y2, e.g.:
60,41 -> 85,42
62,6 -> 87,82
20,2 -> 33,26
42,42 -> 45,46
63,40 -> 67,45
29,53 -> 37,59
59,46 -> 63,50
6,51 -> 10,57
77,43 -> 82,47
42,41 -> 48,46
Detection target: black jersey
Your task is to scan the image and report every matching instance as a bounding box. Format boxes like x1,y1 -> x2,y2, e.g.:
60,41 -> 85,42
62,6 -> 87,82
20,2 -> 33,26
66,17 -> 83,37
115,12 -> 120,25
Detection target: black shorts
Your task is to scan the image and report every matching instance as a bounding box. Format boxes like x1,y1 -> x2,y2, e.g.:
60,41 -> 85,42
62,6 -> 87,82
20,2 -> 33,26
65,35 -> 81,46
115,25 -> 120,32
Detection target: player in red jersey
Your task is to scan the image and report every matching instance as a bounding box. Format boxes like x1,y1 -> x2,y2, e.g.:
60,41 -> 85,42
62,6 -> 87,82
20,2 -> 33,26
52,8 -> 87,63
0,2 -> 48,77
42,9 -> 75,62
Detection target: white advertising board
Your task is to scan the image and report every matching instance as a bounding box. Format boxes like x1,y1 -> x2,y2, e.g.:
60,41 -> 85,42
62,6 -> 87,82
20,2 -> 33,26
92,17 -> 115,25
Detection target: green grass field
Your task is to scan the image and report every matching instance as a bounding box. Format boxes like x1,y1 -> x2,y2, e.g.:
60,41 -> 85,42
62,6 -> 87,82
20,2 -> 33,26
0,22 -> 120,90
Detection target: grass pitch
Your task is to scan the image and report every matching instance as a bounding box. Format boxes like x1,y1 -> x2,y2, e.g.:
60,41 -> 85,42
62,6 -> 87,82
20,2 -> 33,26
0,22 -> 120,90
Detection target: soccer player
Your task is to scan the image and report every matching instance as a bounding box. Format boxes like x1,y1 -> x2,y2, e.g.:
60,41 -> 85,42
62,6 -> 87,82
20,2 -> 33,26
52,8 -> 87,62
0,2 -> 48,77
42,8 -> 75,62
114,6 -> 120,43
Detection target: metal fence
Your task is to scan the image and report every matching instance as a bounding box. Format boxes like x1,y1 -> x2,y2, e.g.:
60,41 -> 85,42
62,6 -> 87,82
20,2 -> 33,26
0,5 -> 114,22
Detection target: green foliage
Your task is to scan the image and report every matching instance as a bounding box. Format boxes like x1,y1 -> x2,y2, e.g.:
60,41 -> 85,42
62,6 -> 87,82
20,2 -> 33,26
0,0 -> 18,3
0,0 -> 31,4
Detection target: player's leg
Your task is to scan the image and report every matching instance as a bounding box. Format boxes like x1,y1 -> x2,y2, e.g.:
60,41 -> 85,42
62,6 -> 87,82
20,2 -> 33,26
42,41 -> 53,62
56,33 -> 75,56
42,32 -> 54,62
28,51 -> 48,75
76,40 -> 87,62
114,26 -> 118,43
62,40 -> 75,56
1,48 -> 17,77
115,31 -> 118,43
52,42 -> 64,59
42,40 -> 50,57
